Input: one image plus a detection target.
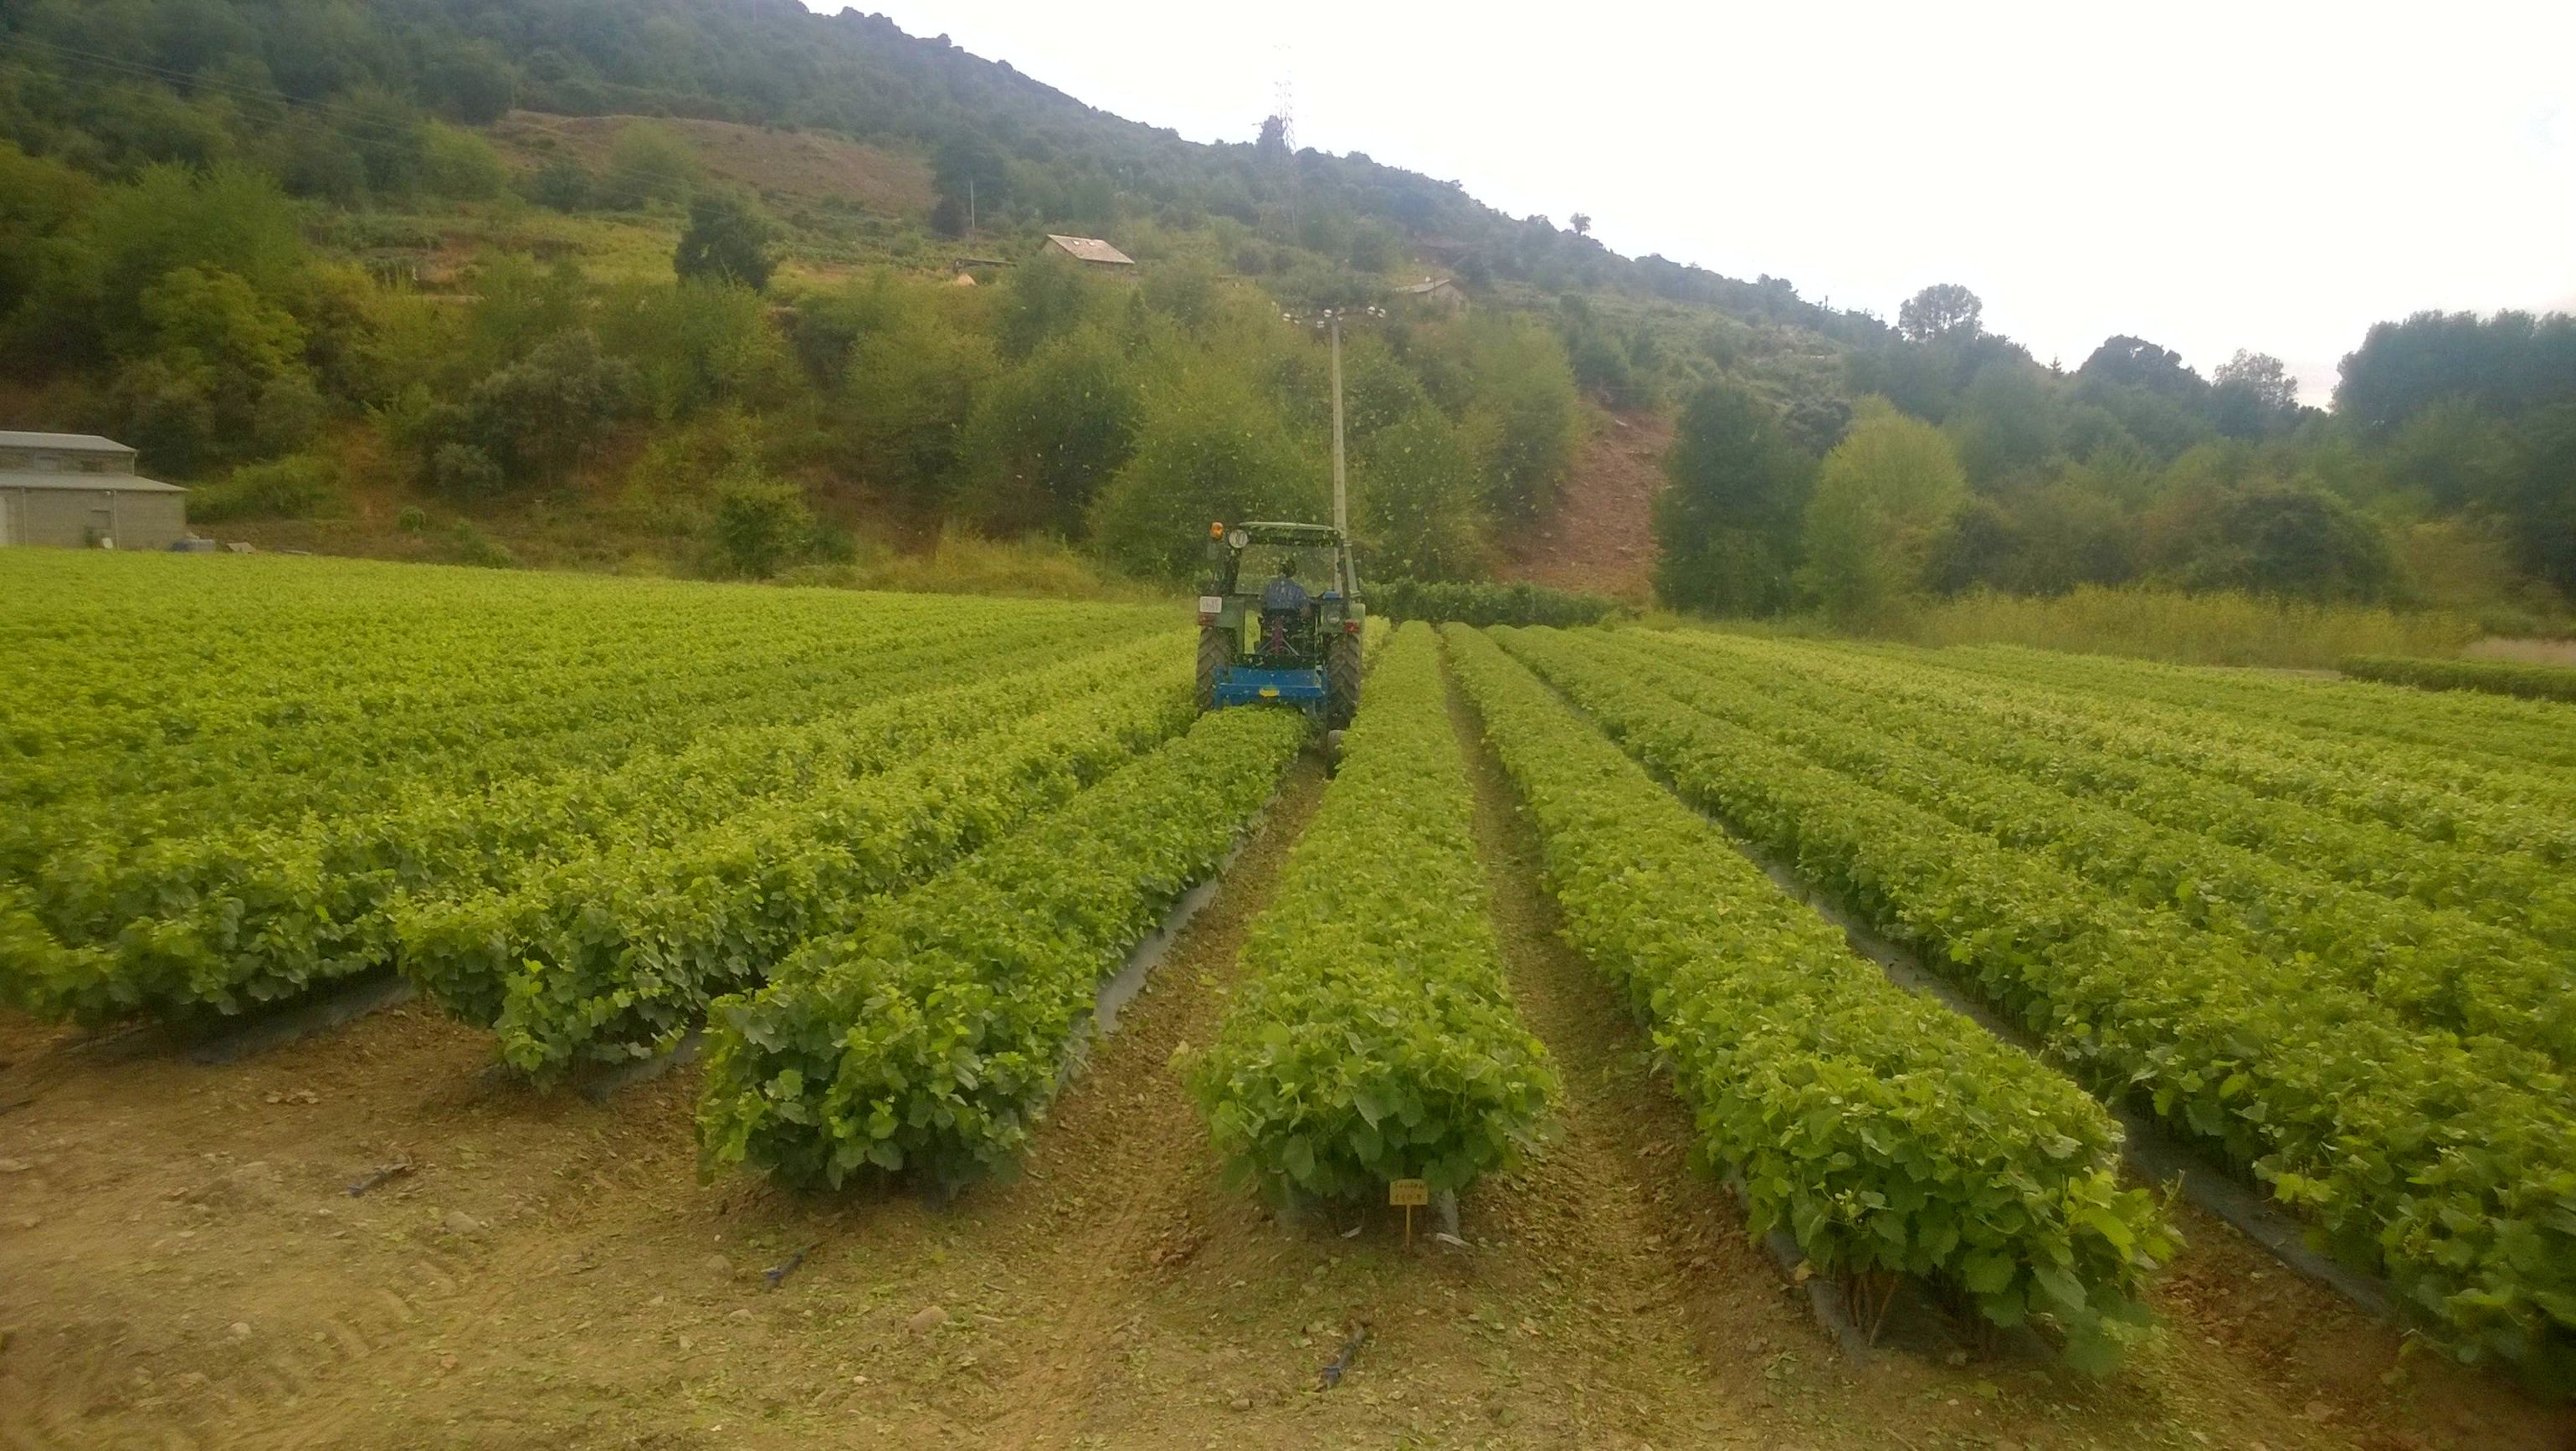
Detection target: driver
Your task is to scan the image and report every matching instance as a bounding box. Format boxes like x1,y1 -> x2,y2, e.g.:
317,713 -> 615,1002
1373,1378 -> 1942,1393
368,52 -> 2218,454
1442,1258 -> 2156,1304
1260,556 -> 1311,652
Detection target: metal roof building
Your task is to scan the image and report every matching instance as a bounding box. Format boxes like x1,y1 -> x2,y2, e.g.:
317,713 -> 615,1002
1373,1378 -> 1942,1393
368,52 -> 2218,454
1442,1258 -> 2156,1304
0,432 -> 189,550
1042,234 -> 1137,269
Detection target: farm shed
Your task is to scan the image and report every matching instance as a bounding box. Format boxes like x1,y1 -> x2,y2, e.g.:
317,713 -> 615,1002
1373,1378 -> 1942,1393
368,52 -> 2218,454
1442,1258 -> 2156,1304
0,432 -> 189,551
1391,276 -> 1467,311
1042,234 -> 1136,269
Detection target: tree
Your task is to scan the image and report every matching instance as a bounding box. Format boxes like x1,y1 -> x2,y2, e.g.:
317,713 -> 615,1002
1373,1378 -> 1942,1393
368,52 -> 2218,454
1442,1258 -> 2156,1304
1651,379 -> 1813,614
454,330 -> 638,485
526,155 -> 593,211
2334,310 -> 2576,432
2212,350 -> 2296,411
116,264 -> 322,473
1353,408 -> 1490,582
1569,213 -> 1593,237
1897,284 -> 1982,342
712,469 -> 813,577
425,48 -> 518,126
995,250 -> 1098,360
1255,114 -> 1290,159
599,124 -> 700,210
953,327 -> 1143,536
675,191 -> 776,290
2210,350 -> 2297,438
2151,484 -> 2396,601
1086,370 -> 1321,577
1799,402 -> 1968,624
931,132 -> 1007,233
2077,336 -> 2204,398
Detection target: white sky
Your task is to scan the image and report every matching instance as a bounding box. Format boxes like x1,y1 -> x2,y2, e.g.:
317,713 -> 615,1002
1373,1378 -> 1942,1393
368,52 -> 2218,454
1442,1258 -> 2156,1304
837,0 -> 2576,407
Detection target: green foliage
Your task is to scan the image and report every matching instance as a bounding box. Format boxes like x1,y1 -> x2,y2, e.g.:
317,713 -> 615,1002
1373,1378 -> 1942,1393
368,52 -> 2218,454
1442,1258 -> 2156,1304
2146,480 -> 2396,602
598,123 -> 700,210
1369,578 -> 1620,628
2343,655 -> 2576,705
1907,585 -> 2478,668
449,329 -> 638,487
18,162 -> 308,362
1503,624 -> 2576,1382
418,124 -> 508,201
1801,402 -> 1968,624
952,326 -> 1144,536
0,141 -> 95,320
526,155 -> 593,211
711,469 -> 812,579
1087,369 -> 1321,578
1352,408 -> 1489,582
1452,627 -> 2170,1366
695,702 -> 1303,1190
0,555 -> 1173,1025
596,280 -> 783,422
117,264 -> 324,474
187,454 -> 345,522
1188,624 -> 1557,1203
480,639 -> 1196,1075
1896,283 -> 1983,342
994,250 -> 1101,360
1417,315 -> 1581,523
1653,378 -> 1814,614
674,189 -> 777,291
835,282 -> 998,507
2336,309 -> 2576,433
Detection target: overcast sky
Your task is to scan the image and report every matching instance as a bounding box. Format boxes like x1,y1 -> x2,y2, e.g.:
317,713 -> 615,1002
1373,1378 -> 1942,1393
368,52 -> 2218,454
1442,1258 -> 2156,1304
838,0 -> 2576,406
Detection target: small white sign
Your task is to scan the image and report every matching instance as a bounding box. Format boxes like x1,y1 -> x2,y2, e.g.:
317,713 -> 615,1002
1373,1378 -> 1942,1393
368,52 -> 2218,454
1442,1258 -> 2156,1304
1197,596 -> 1224,614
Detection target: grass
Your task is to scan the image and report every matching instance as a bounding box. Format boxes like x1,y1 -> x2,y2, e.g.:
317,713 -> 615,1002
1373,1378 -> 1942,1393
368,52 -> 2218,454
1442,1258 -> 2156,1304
776,531 -> 1176,605
1885,586 -> 2483,670
1636,586 -> 2494,670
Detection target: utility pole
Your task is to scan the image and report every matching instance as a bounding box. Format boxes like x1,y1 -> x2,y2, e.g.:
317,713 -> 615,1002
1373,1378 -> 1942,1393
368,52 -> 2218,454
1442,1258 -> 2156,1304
967,177 -> 976,235
1328,312 -> 1348,544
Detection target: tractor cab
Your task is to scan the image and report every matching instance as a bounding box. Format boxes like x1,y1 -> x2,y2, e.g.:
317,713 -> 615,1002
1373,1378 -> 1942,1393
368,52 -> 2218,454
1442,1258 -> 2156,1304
1196,520 -> 1363,731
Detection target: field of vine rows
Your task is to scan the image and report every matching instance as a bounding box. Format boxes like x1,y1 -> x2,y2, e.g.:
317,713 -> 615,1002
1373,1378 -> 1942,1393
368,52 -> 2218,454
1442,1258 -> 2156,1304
3,551 -> 2569,1450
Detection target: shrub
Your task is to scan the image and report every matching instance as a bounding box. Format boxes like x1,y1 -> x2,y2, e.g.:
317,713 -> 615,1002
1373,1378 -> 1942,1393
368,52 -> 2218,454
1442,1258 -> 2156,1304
1087,370 -> 1321,578
711,471 -> 813,578
2342,654 -> 2576,704
599,124 -> 700,210
420,124 -> 509,201
187,456 -> 344,522
444,520 -> 516,568
1369,577 -> 1620,628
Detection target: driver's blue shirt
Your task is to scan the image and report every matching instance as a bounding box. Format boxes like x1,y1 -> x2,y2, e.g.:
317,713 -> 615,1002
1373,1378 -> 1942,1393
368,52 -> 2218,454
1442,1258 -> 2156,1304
1261,577 -> 1311,614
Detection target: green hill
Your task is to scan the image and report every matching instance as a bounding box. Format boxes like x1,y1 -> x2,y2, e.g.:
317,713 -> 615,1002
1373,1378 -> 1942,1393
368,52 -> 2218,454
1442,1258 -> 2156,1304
0,0 -> 2569,623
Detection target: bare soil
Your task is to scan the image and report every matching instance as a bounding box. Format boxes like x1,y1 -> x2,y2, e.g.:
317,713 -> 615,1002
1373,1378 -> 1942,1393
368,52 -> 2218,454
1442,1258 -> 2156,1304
2465,637 -> 2576,667
2,735 -> 2569,1449
487,111 -> 935,217
1499,408 -> 1672,602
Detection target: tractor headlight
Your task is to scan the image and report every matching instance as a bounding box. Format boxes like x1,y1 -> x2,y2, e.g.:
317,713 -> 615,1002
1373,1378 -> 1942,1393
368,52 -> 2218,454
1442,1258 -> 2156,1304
1226,528 -> 1249,549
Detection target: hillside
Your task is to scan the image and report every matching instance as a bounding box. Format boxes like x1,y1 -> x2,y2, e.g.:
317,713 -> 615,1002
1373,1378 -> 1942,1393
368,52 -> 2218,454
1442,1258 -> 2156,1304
0,0 -> 2569,623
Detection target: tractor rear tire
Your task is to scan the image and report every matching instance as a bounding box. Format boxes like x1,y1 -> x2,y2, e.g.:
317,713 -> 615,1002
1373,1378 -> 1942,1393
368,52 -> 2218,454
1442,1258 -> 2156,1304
1326,633 -> 1362,729
1196,627 -> 1229,712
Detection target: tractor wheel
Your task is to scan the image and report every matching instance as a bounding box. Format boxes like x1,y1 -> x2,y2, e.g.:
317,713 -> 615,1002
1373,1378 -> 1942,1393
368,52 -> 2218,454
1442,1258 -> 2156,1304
1196,627 -> 1229,712
1326,633 -> 1362,729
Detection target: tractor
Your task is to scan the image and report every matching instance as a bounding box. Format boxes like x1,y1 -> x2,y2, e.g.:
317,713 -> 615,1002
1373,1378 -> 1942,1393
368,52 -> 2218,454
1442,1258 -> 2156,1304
1195,520 -> 1363,744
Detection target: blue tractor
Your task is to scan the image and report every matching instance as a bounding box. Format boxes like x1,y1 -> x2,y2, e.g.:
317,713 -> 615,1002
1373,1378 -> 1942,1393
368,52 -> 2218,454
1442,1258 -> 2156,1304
1196,520 -> 1364,739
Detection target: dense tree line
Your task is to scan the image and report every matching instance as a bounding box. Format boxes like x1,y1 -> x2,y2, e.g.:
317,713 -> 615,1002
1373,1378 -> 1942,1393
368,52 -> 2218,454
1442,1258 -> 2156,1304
1655,285 -> 2576,623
